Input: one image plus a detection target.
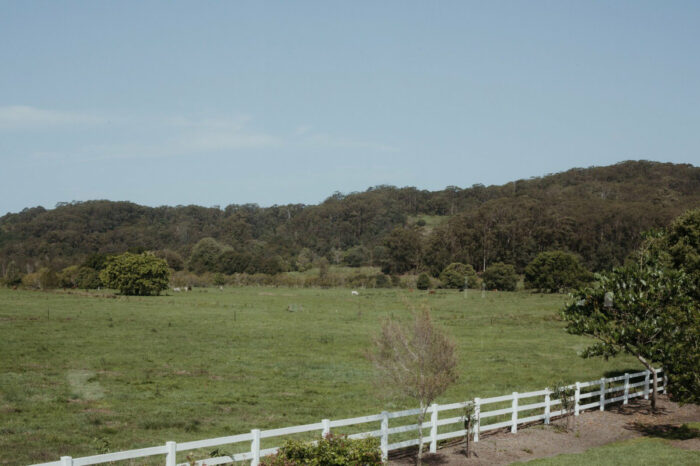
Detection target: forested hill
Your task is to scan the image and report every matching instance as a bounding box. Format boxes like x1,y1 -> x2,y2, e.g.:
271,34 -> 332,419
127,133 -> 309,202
1,160 -> 699,276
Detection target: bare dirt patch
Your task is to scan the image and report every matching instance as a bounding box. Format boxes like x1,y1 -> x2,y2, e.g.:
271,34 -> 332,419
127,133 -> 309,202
389,396 -> 699,465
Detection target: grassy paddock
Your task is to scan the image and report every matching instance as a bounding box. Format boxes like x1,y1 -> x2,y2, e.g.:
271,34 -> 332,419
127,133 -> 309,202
521,437 -> 700,465
0,287 -> 640,464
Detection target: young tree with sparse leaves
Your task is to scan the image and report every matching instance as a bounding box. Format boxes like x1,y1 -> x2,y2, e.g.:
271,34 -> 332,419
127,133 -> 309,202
369,308 -> 458,465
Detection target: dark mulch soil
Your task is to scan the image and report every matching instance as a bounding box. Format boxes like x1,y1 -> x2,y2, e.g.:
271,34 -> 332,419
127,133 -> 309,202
389,396 -> 699,465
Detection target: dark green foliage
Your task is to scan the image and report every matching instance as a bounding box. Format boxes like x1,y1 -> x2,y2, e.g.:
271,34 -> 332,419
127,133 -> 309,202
562,264 -> 698,407
482,262 -> 517,291
3,260 -> 22,286
439,263 -> 478,289
217,250 -> 252,274
318,257 -> 330,279
524,251 -> 592,292
661,208 -> 700,298
382,227 -> 422,274
100,253 -> 170,296
374,273 -> 390,288
188,238 -> 228,274
1,162 -> 698,276
155,249 -> 184,271
75,267 -> 102,290
38,268 -> 59,289
416,272 -> 431,290
343,246 -> 368,267
260,434 -> 381,466
58,265 -> 80,288
82,253 -> 110,271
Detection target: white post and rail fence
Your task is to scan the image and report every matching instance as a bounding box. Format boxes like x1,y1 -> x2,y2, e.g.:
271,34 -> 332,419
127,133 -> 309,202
34,369 -> 665,466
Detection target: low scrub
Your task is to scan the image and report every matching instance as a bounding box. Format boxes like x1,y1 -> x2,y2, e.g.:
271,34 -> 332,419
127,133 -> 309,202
260,434 -> 382,466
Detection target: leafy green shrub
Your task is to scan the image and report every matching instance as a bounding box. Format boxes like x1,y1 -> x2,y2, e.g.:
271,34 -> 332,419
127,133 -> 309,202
343,246 -> 368,268
416,272 -> 431,290
58,265 -> 80,288
524,251 -> 592,292
482,262 -> 517,291
374,273 -> 390,288
100,252 -> 170,296
38,267 -> 59,289
2,260 -> 22,287
76,267 -> 102,289
439,262 -> 478,289
260,434 -> 381,466
188,238 -> 229,274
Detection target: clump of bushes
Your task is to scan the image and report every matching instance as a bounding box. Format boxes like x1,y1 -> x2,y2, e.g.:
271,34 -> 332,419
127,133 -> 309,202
524,251 -> 592,293
439,262 -> 479,289
260,434 -> 381,466
482,262 -> 518,291
100,252 -> 170,296
416,272 -> 431,290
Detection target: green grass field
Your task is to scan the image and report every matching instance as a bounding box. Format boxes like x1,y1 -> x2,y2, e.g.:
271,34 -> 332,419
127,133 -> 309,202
0,287 -> 643,465
522,437 -> 700,465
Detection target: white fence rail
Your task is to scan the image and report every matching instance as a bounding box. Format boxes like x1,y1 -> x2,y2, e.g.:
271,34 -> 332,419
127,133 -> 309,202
33,369 -> 665,466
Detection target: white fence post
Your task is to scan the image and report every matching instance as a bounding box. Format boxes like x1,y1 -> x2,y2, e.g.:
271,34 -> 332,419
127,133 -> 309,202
251,429 -> 261,466
322,419 -> 330,437
544,389 -> 550,425
644,371 -> 650,400
662,371 -> 667,394
511,392 -> 518,433
473,398 -> 481,442
165,441 -> 176,466
61,457 -> 72,466
574,382 -> 580,416
380,411 -> 389,462
624,373 -> 630,404
429,403 -> 438,453
600,378 -> 606,411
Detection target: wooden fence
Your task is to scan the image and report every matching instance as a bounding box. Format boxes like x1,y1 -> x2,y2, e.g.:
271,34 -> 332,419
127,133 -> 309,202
33,369 -> 664,466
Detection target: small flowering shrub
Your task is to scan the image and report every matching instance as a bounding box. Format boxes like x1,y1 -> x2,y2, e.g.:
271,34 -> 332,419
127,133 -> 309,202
260,433 -> 382,466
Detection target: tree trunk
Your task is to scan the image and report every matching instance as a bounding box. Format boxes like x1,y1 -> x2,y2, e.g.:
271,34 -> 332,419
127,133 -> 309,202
416,403 -> 427,466
637,355 -> 658,411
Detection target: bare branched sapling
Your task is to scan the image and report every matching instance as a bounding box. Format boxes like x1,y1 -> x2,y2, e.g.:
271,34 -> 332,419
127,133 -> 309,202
369,308 -> 458,465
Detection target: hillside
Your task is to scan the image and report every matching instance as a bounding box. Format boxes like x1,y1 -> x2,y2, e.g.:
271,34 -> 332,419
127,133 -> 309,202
1,160 -> 698,276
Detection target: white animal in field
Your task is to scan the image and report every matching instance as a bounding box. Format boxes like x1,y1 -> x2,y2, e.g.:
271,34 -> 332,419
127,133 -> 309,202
351,290 -> 359,296
173,287 -> 181,292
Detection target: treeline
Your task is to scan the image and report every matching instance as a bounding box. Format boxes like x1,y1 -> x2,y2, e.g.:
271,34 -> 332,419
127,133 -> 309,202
1,161 -> 698,281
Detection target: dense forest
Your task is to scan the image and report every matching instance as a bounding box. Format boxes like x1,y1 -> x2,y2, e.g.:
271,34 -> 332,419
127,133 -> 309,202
1,161 -> 698,279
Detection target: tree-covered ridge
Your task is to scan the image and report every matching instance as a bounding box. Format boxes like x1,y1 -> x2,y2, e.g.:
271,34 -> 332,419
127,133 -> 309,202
1,160 -> 698,275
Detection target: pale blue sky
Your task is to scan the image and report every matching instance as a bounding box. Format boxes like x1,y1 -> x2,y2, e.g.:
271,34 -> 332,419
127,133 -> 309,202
1,1 -> 699,215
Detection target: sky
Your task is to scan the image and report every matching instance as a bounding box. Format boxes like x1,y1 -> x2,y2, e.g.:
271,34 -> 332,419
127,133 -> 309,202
1,1 -> 699,215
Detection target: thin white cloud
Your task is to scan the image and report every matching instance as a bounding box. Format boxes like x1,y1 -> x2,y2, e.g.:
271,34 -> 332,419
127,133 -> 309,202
5,106 -> 399,160
0,105 -> 103,130
299,131 -> 399,153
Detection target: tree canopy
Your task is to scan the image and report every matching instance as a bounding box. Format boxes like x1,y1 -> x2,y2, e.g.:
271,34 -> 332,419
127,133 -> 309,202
100,252 -> 170,296
524,251 -> 592,293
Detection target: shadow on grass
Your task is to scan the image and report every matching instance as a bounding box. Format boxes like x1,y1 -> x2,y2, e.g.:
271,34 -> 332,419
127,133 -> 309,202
625,422 -> 699,440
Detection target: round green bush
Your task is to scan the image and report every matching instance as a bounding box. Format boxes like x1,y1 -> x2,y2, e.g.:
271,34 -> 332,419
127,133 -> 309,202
416,272 -> 431,290
482,262 -> 517,291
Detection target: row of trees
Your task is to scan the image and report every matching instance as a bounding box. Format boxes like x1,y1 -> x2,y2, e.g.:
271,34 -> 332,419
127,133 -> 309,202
2,161 -> 698,277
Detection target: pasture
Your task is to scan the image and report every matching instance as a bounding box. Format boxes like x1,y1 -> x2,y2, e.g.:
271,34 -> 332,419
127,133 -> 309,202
0,287 -> 641,465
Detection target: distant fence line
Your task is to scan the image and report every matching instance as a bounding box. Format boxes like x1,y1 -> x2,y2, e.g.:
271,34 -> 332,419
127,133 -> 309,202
33,369 -> 664,466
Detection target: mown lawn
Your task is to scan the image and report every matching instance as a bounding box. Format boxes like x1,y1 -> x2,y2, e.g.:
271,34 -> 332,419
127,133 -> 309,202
0,287 -> 641,464
522,437 -> 700,465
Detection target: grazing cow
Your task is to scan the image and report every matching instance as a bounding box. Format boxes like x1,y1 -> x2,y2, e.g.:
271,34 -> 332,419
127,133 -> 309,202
173,287 -> 181,292
351,290 -> 359,296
